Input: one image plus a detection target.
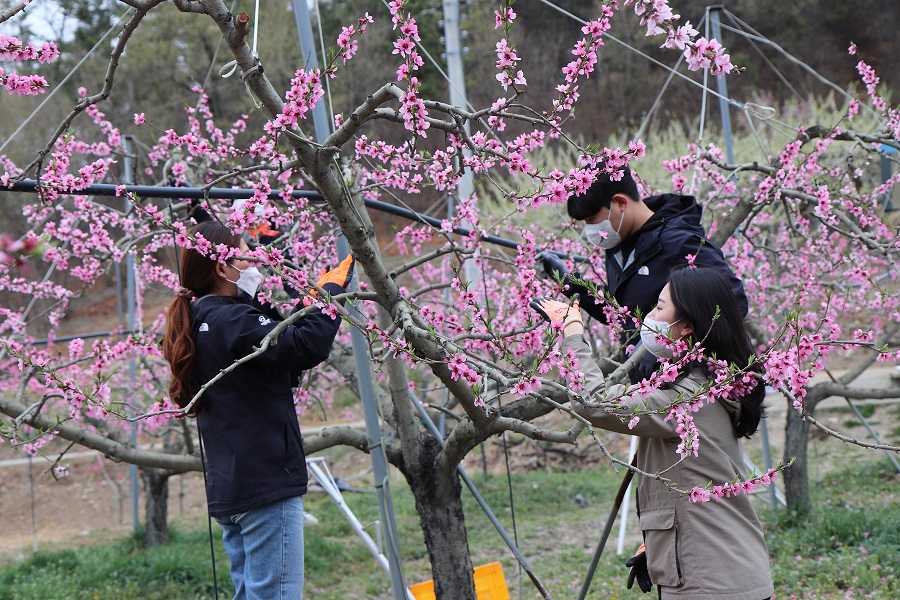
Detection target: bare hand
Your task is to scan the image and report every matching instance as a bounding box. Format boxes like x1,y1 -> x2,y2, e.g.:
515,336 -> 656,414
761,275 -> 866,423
538,298 -> 581,324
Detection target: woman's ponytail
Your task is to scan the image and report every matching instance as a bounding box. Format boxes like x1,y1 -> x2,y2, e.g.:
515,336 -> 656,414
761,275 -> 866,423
162,221 -> 242,415
163,294 -> 197,412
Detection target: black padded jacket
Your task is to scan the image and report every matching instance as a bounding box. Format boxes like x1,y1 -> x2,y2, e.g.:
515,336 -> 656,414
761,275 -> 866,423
564,194 -> 748,381
190,283 -> 343,517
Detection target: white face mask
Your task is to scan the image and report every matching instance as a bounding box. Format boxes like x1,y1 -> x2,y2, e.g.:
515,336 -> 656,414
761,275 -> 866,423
226,265 -> 263,298
584,207 -> 625,250
640,316 -> 681,359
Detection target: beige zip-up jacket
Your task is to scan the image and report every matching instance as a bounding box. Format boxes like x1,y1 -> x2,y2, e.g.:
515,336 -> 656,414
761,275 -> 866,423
563,335 -> 774,599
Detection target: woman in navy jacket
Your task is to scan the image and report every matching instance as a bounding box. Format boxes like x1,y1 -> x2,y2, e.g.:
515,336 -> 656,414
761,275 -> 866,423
163,220 -> 353,599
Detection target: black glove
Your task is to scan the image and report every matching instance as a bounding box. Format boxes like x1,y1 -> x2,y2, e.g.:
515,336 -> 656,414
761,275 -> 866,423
536,252 -> 608,322
536,252 -> 568,281
625,545 -> 652,593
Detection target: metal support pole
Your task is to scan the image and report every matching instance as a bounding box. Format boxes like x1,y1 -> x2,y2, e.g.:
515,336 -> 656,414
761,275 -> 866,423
340,235 -> 408,599
307,458 -> 416,600
290,0 -> 331,145
442,0 -> 479,286
708,10 -> 784,510
616,435 -> 638,555
758,416 -> 778,508
28,455 -> 37,554
708,6 -> 735,166
123,135 -> 140,533
292,3 -> 408,598
844,397 -> 900,473
880,146 -> 897,212
578,467 -> 635,600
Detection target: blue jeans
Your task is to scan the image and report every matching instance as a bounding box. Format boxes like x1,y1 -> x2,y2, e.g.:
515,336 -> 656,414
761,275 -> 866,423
215,496 -> 304,600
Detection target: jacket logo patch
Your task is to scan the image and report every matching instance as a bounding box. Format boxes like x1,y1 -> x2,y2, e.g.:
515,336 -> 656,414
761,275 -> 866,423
258,316 -> 271,326
638,266 -> 650,275
199,322 -> 209,332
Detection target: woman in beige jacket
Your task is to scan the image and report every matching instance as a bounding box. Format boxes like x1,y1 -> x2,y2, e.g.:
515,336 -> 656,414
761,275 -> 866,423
540,267 -> 774,599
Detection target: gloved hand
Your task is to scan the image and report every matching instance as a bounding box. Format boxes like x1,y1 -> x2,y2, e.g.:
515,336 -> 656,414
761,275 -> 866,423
536,251 -> 569,281
625,543 -> 652,593
317,254 -> 355,289
303,254 -> 355,306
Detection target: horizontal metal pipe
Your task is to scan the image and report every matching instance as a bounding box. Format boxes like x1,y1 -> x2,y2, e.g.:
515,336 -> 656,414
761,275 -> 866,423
3,179 -> 585,260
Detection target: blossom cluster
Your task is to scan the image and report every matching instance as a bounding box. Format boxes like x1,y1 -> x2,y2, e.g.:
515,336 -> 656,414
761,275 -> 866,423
689,468 -> 779,504
667,405 -> 699,458
265,69 -> 325,136
0,34 -> 59,96
625,0 -> 734,75
387,0 -> 429,136
851,44 -> 900,140
335,12 -> 374,66
448,353 -> 482,389
494,37 -> 526,92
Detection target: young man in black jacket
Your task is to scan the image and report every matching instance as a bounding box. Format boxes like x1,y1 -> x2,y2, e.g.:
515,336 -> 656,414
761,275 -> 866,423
538,167 -> 747,382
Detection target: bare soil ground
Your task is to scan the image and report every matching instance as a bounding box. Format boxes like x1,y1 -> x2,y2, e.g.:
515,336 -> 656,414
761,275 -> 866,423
0,451 -> 206,564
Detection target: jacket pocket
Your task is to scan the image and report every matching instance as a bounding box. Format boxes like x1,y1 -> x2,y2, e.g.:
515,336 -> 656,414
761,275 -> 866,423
639,507 -> 684,588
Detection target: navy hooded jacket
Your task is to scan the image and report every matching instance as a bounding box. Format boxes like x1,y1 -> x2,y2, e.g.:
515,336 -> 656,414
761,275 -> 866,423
564,194 -> 748,379
190,283 -> 343,517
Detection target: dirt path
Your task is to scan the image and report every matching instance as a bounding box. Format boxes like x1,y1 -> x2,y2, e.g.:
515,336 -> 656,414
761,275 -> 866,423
0,451 -> 209,565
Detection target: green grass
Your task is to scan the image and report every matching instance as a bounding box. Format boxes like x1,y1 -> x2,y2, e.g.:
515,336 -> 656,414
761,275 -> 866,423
1,459 -> 898,599
0,528 -> 234,599
762,461 -> 900,598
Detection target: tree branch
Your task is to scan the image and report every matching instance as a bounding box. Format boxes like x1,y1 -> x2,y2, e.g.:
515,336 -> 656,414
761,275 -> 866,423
0,394 -> 200,472
380,307 -> 427,471
803,412 -> 900,453
0,0 -> 28,23
19,4 -> 160,179
303,425 -> 371,455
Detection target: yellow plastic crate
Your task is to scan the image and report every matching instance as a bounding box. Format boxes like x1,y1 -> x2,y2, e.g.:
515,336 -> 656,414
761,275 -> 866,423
409,561 -> 510,600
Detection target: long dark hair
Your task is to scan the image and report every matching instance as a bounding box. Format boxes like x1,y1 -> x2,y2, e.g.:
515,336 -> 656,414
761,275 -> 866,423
668,267 -> 765,437
162,221 -> 241,413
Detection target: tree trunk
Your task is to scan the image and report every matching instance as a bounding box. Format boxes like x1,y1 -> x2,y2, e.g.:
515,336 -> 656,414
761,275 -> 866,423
141,466 -> 170,546
409,469 -> 476,599
782,407 -> 813,516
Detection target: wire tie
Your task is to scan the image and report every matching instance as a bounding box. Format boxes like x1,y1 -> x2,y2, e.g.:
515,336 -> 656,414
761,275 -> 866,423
241,60 -> 264,109
218,59 -> 238,78
745,102 -> 777,120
